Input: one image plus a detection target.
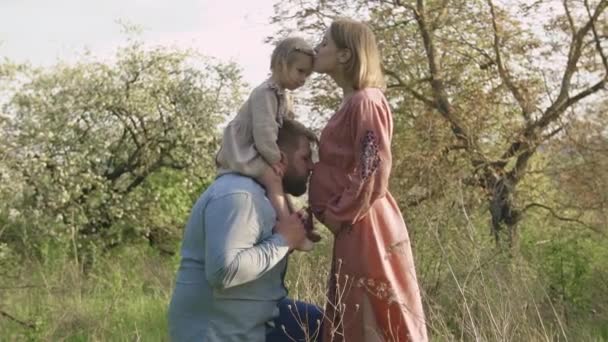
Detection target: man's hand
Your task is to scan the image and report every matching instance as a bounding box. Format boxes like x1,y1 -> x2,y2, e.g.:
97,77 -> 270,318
274,212 -> 307,250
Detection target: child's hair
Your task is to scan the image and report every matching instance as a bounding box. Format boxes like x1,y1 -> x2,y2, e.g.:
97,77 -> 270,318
330,18 -> 385,89
270,37 -> 315,73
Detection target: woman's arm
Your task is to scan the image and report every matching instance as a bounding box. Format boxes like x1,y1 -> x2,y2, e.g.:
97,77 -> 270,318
323,97 -> 393,230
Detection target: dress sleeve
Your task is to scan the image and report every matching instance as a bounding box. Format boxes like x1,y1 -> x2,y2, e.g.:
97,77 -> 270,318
250,88 -> 281,165
324,97 -> 392,227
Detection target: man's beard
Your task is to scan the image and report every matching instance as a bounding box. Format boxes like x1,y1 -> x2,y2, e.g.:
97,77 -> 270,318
283,165 -> 308,197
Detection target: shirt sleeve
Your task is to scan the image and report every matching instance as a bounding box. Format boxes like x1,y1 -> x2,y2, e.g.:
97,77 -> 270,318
324,97 -> 393,227
204,192 -> 290,289
250,88 -> 281,165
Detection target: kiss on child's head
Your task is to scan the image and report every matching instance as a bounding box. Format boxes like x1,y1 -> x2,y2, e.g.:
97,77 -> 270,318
270,37 -> 314,91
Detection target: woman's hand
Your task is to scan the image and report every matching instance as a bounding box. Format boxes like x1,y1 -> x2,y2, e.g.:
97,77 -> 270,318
297,207 -> 322,242
322,213 -> 343,235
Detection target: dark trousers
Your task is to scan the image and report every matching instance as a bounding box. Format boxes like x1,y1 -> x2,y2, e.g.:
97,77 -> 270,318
266,298 -> 323,342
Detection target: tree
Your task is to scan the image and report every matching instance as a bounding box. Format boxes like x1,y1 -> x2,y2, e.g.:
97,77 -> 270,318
269,0 -> 608,246
0,41 -> 245,260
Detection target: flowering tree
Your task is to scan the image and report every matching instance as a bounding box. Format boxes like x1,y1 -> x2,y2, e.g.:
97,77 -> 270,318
0,42 -> 245,261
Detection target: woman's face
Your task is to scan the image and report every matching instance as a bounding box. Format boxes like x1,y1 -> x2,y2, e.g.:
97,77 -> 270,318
313,29 -> 340,74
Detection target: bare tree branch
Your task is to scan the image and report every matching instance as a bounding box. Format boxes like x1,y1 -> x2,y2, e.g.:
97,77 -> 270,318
108,106 -> 141,149
411,0 -> 476,151
501,0 -> 607,161
384,67 -> 437,108
563,0 -> 577,37
559,78 -> 606,111
542,0 -> 607,125
488,0 -> 534,121
542,125 -> 566,140
0,308 -> 36,329
584,0 -> 608,73
523,202 -> 605,235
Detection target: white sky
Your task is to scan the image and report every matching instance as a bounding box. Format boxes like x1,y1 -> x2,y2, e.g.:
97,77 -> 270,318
0,0 -> 281,86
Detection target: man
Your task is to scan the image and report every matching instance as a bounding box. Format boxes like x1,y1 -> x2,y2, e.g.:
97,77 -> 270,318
168,119 -> 322,341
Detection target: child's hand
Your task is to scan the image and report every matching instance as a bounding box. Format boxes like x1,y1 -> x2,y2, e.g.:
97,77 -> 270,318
271,162 -> 285,177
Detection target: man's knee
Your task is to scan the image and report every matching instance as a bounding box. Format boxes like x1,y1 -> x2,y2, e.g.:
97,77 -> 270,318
272,298 -> 323,341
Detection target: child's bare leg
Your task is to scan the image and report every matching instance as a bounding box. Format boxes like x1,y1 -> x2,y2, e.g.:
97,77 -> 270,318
258,168 -> 291,221
258,169 -> 313,251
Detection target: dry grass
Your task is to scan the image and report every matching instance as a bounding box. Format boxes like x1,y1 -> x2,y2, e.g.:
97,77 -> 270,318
1,208 -> 606,341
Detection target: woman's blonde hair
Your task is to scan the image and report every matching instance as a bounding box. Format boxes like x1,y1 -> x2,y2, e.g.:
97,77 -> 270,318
270,37 -> 314,74
330,18 -> 385,89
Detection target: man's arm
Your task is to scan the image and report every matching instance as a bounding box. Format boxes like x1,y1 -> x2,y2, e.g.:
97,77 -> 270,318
204,192 -> 290,289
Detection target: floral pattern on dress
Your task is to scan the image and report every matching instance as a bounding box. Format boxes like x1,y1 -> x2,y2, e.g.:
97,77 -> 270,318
360,130 -> 381,181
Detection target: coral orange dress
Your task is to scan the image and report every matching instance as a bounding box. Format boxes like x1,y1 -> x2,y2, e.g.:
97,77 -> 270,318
309,88 -> 428,342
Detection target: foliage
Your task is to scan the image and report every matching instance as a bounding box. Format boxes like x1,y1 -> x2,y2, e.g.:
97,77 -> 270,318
1,1 -> 607,339
0,41 -> 246,261
269,0 -> 608,245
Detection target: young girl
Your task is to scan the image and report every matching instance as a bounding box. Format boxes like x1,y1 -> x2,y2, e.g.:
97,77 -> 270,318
216,37 -> 315,251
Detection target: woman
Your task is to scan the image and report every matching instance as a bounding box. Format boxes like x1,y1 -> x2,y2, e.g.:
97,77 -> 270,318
308,18 -> 428,341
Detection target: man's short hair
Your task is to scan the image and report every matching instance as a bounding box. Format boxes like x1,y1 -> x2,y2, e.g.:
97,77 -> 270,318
277,118 -> 317,152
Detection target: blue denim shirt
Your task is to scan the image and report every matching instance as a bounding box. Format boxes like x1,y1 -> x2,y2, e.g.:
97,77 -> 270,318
168,173 -> 290,341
